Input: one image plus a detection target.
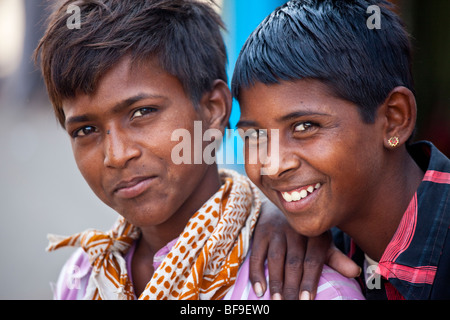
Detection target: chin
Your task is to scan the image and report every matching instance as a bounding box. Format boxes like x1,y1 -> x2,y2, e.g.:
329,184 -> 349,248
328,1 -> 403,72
115,204 -> 165,227
295,227 -> 326,238
288,215 -> 329,238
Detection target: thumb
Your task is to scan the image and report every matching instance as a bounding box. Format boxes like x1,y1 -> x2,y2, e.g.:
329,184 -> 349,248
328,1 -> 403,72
327,246 -> 361,278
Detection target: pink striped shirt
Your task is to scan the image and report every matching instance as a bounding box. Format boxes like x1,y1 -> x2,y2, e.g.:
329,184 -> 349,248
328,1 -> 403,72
53,239 -> 364,300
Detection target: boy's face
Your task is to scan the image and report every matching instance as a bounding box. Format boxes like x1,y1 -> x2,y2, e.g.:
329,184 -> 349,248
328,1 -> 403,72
238,79 -> 385,237
62,57 -> 220,230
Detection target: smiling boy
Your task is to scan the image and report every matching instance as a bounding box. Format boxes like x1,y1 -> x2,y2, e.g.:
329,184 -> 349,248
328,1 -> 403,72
36,0 -> 363,300
232,0 -> 450,299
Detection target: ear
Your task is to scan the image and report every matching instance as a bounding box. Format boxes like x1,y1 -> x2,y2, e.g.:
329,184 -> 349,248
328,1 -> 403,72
199,79 -> 232,132
379,86 -> 417,149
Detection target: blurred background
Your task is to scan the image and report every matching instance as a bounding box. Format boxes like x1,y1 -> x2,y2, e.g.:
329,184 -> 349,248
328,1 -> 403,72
0,0 -> 448,299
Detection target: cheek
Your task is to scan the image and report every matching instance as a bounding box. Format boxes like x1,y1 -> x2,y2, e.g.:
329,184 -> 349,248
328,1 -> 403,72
317,132 -> 381,205
244,155 -> 262,187
73,146 -> 95,182
72,145 -> 108,198
242,143 -> 269,191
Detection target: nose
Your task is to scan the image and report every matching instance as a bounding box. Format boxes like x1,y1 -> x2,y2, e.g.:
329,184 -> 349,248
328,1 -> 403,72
103,128 -> 141,168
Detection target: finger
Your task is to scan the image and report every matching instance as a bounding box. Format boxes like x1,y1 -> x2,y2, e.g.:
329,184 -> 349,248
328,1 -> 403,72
249,198 -> 278,297
282,233 -> 306,300
327,246 -> 361,278
267,235 -> 286,299
249,242 -> 268,297
300,255 -> 324,300
299,234 -> 330,300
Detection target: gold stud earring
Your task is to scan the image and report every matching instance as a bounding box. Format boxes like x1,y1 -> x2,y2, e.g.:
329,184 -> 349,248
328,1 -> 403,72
388,136 -> 400,148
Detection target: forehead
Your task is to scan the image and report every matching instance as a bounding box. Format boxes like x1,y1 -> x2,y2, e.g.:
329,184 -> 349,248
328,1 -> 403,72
239,79 -> 340,115
62,56 -> 189,120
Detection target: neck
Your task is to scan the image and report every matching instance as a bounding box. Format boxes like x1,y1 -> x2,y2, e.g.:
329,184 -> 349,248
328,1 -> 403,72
131,164 -> 221,296
138,164 -> 221,255
339,149 -> 424,261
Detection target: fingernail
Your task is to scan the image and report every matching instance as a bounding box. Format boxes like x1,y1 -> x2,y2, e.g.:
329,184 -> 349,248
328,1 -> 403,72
272,293 -> 282,300
300,291 -> 311,300
357,267 -> 362,277
254,282 -> 264,298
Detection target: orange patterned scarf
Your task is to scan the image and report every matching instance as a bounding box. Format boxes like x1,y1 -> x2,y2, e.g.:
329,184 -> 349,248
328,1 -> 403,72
47,169 -> 261,300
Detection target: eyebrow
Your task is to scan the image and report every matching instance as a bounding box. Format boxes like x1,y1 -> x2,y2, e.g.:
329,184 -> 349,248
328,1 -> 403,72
237,111 -> 330,128
65,93 -> 164,126
278,110 -> 330,122
236,119 -> 258,129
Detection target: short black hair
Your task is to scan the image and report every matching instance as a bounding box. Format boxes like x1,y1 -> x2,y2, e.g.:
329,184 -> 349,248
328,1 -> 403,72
232,0 -> 414,123
35,0 -> 227,127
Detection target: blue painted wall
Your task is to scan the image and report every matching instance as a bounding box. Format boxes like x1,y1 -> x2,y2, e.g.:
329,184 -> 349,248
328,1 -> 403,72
218,0 -> 286,170
222,0 -> 286,128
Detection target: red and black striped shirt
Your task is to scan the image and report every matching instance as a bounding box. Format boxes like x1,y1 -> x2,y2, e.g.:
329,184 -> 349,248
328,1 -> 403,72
334,141 -> 450,300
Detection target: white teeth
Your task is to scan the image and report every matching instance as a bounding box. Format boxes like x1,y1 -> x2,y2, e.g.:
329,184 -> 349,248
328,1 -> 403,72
281,183 -> 322,203
282,192 -> 293,202
299,189 -> 308,199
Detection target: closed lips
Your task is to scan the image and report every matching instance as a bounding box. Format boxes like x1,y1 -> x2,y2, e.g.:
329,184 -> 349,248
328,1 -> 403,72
114,176 -> 153,192
113,176 -> 156,199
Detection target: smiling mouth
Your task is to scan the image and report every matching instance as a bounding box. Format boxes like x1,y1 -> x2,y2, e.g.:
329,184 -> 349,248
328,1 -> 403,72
280,183 -> 321,203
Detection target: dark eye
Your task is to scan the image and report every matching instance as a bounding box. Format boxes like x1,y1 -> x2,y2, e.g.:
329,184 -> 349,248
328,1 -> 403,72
257,129 -> 268,140
246,129 -> 268,144
131,107 -> 156,119
294,122 -> 313,132
73,126 -> 97,138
